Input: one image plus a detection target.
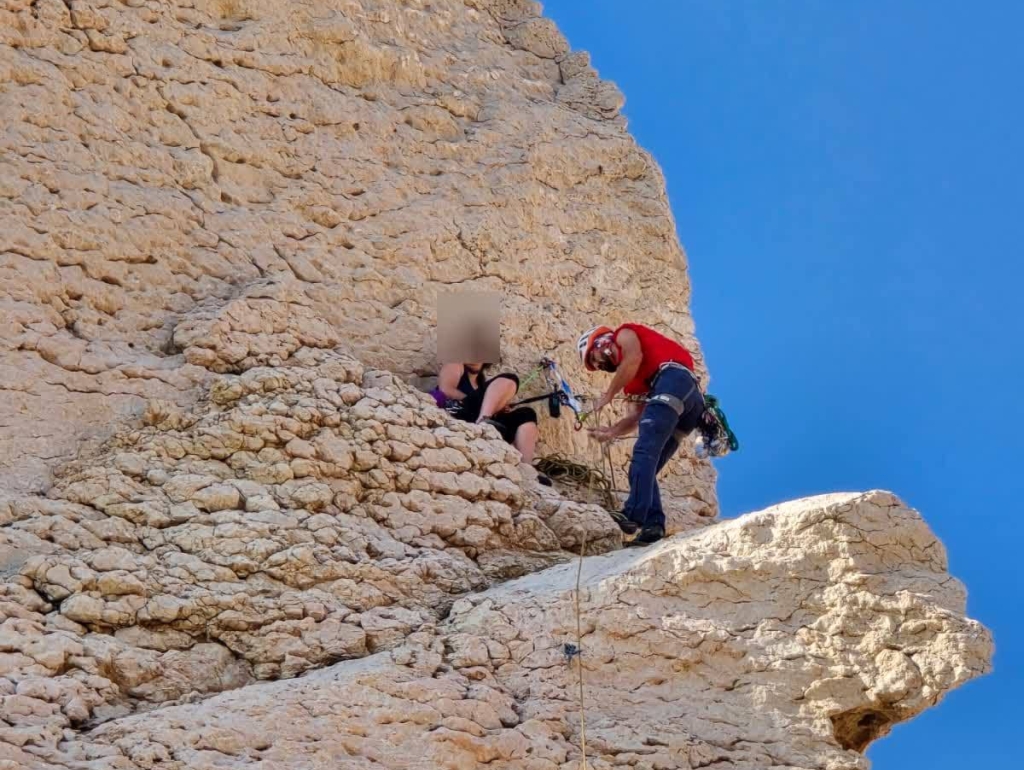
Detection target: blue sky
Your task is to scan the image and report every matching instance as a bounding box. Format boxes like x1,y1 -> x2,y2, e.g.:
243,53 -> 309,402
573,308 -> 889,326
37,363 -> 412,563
542,2 -> 1021,767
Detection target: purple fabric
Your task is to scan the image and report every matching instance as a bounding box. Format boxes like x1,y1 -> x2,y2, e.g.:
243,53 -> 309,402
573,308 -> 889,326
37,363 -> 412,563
429,387 -> 447,409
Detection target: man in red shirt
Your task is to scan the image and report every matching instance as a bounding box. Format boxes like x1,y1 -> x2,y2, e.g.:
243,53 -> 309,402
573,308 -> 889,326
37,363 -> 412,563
577,323 -> 706,545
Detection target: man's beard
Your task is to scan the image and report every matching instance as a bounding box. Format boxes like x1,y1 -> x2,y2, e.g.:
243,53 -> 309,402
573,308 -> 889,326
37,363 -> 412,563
597,359 -> 617,373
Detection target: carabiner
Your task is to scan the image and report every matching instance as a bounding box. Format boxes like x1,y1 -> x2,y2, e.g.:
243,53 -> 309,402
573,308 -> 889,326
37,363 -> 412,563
573,410 -> 592,431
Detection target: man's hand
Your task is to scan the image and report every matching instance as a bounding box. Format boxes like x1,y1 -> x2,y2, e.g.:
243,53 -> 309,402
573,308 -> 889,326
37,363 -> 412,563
590,393 -> 613,413
587,426 -> 616,443
589,402 -> 644,444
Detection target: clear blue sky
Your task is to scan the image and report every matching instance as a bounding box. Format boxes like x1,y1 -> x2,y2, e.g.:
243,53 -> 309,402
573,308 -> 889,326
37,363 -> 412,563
543,2 -> 1021,767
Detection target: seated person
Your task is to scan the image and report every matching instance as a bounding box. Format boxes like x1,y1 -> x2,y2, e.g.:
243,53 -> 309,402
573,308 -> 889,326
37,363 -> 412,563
431,362 -> 545,472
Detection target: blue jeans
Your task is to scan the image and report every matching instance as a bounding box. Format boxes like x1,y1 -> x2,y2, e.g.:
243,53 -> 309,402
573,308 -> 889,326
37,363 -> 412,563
622,367 -> 705,530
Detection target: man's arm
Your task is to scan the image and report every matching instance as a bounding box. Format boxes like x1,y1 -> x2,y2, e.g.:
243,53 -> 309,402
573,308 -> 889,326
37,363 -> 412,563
595,328 -> 643,410
438,363 -> 467,400
590,400 -> 643,443
611,400 -> 644,435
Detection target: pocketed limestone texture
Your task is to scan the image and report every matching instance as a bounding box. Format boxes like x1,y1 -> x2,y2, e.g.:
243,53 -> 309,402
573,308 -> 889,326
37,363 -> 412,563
0,0 -> 713,518
0,491 -> 992,768
0,3 -> 992,768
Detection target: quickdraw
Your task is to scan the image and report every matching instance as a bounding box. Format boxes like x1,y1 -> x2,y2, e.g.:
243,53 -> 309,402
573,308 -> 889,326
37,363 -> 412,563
575,392 -> 739,459
509,358 -> 587,427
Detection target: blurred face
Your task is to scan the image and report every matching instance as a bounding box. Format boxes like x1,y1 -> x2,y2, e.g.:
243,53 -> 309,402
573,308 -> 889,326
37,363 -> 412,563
587,335 -> 619,372
465,363 -> 484,374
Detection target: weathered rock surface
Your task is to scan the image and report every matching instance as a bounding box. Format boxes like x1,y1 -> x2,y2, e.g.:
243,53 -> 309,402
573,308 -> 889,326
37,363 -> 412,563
0,2 -> 993,768
1,491 -> 992,769
0,0 -> 714,518
0,342 -> 625,757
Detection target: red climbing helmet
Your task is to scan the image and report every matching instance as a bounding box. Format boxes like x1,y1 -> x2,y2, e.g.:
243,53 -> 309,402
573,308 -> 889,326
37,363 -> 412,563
577,325 -> 615,371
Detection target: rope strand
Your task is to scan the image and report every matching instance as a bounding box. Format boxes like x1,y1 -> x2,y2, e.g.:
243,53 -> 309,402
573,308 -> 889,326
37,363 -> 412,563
574,528 -> 588,769
571,405 -> 611,770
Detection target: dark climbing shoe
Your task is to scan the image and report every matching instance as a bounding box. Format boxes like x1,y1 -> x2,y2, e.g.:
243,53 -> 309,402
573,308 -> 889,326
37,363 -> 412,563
609,510 -> 640,535
627,525 -> 666,547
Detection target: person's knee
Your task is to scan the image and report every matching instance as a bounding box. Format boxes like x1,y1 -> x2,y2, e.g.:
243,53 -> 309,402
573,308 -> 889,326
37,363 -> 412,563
516,421 -> 538,440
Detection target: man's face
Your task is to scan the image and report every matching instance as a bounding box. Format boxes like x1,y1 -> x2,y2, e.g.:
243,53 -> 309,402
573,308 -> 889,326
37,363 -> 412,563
588,335 -> 618,373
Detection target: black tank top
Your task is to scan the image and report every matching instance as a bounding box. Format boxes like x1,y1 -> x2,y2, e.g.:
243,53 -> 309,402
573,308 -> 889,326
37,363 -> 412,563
458,368 -> 483,396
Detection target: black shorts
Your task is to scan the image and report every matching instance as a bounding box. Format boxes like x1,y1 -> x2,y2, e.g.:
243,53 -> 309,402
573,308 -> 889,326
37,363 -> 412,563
488,406 -> 538,443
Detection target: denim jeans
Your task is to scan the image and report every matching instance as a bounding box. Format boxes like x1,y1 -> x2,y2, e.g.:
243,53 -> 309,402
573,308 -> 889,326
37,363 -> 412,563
622,367 -> 705,530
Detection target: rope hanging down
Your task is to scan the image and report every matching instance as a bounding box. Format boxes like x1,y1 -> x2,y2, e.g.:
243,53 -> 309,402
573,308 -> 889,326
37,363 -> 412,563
573,526 -> 588,770
568,404 -> 610,770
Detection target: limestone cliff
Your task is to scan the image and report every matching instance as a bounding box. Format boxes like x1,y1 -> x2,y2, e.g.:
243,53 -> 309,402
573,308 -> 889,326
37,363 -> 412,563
0,482 -> 993,769
0,2 -> 993,769
0,0 -> 713,518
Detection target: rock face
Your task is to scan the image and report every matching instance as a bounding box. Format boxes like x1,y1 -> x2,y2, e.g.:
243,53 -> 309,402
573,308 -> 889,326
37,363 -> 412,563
0,491 -> 992,768
0,2 -> 994,769
0,0 -> 714,519
0,343 -> 622,749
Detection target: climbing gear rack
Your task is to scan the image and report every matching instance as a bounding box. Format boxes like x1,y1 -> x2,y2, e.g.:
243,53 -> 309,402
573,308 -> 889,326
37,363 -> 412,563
695,394 -> 739,458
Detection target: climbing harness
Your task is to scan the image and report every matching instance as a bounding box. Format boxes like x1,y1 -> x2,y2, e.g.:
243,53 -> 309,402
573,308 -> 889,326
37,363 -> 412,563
646,392 -> 690,416
572,364 -> 739,460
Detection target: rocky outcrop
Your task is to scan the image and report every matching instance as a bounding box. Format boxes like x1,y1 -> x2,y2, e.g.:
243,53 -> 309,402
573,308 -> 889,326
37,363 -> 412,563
0,0 -> 713,518
0,491 -> 992,768
0,3 -> 993,768
0,339 -> 624,756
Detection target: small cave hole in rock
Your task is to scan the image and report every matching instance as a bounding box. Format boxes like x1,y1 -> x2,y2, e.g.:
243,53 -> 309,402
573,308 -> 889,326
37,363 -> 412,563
830,707 -> 896,753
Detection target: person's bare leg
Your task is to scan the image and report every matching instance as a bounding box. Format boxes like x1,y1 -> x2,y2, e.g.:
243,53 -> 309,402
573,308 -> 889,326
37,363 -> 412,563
513,421 -> 538,465
476,377 -> 517,421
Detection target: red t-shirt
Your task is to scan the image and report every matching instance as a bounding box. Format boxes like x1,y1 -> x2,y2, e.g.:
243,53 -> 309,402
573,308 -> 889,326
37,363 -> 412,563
613,323 -> 695,396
